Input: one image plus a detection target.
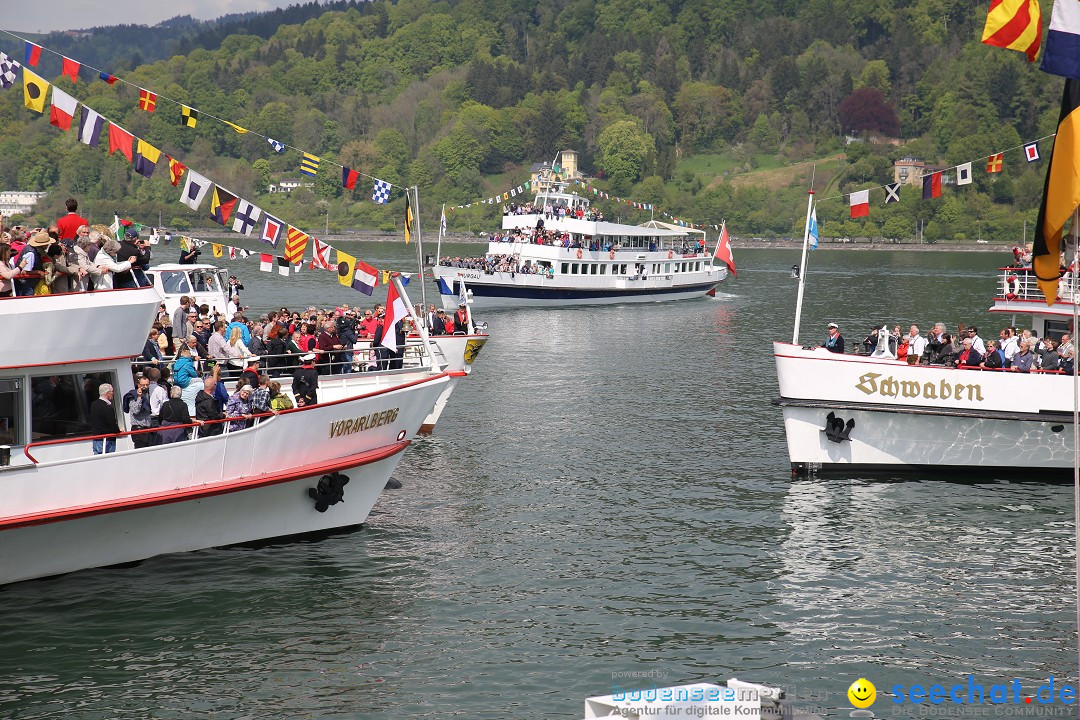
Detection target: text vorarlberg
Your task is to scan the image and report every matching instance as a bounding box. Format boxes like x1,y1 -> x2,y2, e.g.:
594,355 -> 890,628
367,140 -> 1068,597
329,408 -> 399,438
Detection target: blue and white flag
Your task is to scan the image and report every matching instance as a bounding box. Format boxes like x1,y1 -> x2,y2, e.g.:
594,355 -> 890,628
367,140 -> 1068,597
267,137 -> 285,153
1041,0 -> 1080,79
808,205 -> 819,250
78,106 -> 105,147
372,178 -> 391,204
440,208 -> 447,235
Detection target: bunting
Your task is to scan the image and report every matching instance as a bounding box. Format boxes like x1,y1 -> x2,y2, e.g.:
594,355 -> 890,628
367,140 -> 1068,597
0,52 -> 18,90
49,87 -> 77,130
404,192 -> 414,245
138,89 -> 157,112
312,237 -> 333,270
261,214 -> 284,248
284,227 -> 309,264
372,178 -> 391,204
209,186 -> 238,226
107,122 -> 134,162
180,170 -> 210,210
336,249 -> 357,287
24,41 -> 40,67
987,153 -> 1004,173
22,67 -> 47,113
181,106 -> 198,128
134,139 -> 161,178
231,200 -> 261,235
78,106 -> 104,146
61,57 -> 79,84
166,156 -> 186,186
300,153 -> 320,177
342,166 -> 359,190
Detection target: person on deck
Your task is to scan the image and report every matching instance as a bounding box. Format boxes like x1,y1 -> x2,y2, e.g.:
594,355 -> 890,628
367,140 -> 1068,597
907,325 -> 927,365
824,323 -> 845,354
292,353 -> 320,407
90,383 -> 119,455
956,338 -> 983,368
56,198 -> 88,243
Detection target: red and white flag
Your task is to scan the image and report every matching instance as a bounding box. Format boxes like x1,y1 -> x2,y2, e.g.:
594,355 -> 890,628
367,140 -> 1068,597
849,189 -> 870,218
49,87 -> 78,130
312,237 -> 333,270
713,222 -> 737,277
379,276 -> 408,351
228,246 -> 237,259
259,253 -> 273,272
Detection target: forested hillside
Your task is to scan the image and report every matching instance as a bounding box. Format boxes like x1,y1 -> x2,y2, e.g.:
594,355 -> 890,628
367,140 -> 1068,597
0,0 -> 1065,241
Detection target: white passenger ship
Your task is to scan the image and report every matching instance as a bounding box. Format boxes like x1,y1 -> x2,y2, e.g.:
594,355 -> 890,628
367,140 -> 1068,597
774,260 -> 1079,474
432,184 -> 726,309
145,262 -> 488,435
0,279 -> 457,585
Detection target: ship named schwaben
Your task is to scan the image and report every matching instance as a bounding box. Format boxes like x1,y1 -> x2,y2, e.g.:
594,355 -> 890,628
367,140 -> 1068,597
855,372 -> 985,402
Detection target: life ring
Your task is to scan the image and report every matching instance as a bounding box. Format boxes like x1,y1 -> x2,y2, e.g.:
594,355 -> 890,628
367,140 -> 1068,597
609,249 -> 616,260
667,250 -> 674,259
1005,275 -> 1020,300
576,249 -> 583,259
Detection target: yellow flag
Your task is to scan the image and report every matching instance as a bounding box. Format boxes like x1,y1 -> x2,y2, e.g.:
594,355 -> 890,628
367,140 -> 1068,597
212,243 -> 223,258
23,68 -> 47,113
1034,80 -> 1080,305
336,249 -> 356,287
381,270 -> 390,285
179,237 -> 190,251
404,193 -> 414,245
224,120 -> 248,134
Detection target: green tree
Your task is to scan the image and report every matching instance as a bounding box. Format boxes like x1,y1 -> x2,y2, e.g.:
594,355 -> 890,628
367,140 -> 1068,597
597,119 -> 654,192
252,159 -> 272,192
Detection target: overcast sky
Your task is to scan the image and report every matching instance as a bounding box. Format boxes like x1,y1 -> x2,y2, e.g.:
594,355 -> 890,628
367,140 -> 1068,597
13,0 -> 306,34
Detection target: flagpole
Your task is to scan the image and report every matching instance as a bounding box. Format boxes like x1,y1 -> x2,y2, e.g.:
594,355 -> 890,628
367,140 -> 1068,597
711,218 -> 726,267
411,186 -> 430,323
791,187 -> 815,345
436,203 -> 445,267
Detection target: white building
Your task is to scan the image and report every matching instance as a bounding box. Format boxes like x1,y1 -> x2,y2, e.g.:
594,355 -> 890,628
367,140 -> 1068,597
268,179 -> 314,194
0,191 -> 47,217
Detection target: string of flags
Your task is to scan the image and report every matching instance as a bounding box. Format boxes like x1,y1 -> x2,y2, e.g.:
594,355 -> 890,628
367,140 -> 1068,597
0,40 -> 422,299
824,133 -> 1056,219
0,30 -> 401,204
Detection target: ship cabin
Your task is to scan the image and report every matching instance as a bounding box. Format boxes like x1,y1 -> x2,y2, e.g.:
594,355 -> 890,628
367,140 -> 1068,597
992,264 -> 1080,342
144,264 -> 230,318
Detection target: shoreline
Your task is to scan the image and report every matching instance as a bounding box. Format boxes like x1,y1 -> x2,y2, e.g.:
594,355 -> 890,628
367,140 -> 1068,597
182,228 -> 1013,252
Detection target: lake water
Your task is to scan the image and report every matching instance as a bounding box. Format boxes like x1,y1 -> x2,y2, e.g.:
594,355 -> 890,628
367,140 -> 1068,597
1,246 -> 1076,719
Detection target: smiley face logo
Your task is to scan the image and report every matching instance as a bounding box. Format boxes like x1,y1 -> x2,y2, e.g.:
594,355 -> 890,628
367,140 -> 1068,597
848,678 -> 876,708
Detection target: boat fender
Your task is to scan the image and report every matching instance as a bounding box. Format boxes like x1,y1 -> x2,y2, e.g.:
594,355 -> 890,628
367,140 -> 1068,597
1005,275 -> 1020,300
667,250 -> 674,259
308,472 -> 350,512
576,248 -> 583,259
609,249 -> 616,260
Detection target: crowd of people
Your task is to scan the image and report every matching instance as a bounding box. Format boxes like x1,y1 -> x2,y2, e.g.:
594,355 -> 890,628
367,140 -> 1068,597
823,321 -> 1076,373
0,198 -> 156,296
88,297 -> 476,453
502,201 -> 607,223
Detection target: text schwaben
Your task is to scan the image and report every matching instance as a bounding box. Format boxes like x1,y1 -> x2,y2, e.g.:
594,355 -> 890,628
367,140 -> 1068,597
855,372 -> 984,402
329,408 -> 400,438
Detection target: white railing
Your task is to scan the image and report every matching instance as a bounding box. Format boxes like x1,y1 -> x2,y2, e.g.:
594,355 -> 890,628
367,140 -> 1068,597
998,268 -> 1080,304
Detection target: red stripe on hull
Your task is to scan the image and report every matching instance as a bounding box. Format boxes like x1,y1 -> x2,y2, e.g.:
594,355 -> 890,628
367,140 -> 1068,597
0,441 -> 410,531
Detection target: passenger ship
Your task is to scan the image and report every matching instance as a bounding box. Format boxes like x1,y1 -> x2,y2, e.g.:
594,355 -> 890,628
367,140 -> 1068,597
146,262 -> 488,435
0,279 -> 457,585
432,183 -> 726,309
773,259 -> 1079,474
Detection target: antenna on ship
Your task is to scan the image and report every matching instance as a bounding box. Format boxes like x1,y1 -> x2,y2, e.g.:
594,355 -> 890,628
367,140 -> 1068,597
791,167 -> 816,344
410,186 -> 430,316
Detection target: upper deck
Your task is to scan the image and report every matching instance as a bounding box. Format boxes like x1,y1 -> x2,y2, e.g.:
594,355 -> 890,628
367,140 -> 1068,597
0,287 -> 160,368
991,266 -> 1080,318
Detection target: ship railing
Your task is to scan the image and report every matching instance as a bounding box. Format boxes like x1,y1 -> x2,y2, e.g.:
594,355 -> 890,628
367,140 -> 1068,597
998,267 -> 1080,303
22,368 -> 443,467
128,342 -> 436,375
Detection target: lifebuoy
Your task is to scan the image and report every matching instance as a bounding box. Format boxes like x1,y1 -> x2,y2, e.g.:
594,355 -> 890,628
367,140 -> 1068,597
667,250 -> 674,259
1006,275 -> 1020,300
609,249 -> 616,260
576,249 -> 583,259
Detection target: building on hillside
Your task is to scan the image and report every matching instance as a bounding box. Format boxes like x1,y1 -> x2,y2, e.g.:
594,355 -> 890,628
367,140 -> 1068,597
531,150 -> 584,193
268,178 -> 314,193
893,157 -> 947,186
0,191 -> 47,217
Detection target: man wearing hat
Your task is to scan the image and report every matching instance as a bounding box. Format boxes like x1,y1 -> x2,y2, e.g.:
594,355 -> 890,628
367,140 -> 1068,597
13,231 -> 51,296
453,301 -> 470,334
825,322 -> 845,354
292,353 -> 319,407
240,357 -> 262,389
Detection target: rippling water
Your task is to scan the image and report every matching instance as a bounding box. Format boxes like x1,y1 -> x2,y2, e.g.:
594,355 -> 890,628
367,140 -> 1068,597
1,246 -> 1076,719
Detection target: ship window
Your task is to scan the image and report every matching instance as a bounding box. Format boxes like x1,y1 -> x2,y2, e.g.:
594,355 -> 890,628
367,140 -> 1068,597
561,263 -> 568,274
665,263 -> 671,273
571,263 -> 579,274
619,264 -> 627,274
0,378 -> 23,446
158,271 -> 191,294
600,264 -> 607,275
29,371 -> 117,443
591,264 -> 598,275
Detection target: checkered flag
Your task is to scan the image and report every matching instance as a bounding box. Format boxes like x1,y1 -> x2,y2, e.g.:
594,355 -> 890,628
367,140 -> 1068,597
267,137 -> 285,153
372,178 -> 391,204
0,52 -> 20,90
